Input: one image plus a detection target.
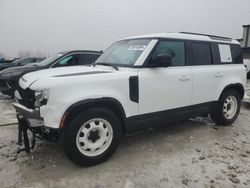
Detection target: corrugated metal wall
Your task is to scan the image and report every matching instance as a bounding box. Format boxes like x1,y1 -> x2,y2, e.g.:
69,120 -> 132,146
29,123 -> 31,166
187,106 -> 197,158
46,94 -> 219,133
242,25 -> 250,48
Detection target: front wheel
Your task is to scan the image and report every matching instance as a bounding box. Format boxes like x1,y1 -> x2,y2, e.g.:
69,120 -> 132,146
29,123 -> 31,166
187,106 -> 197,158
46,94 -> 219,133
210,90 -> 241,126
63,108 -> 122,166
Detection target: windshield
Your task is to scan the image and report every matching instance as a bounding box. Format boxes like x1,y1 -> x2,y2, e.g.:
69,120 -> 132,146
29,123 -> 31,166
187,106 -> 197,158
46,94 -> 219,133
96,39 -> 151,66
38,53 -> 63,67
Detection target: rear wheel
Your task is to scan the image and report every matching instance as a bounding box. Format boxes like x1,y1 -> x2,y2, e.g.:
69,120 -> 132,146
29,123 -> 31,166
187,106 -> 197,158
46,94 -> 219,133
63,108 -> 122,166
210,90 -> 241,126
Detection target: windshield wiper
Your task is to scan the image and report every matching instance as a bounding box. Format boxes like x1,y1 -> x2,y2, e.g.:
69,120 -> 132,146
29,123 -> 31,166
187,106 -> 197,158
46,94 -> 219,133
94,62 -> 119,71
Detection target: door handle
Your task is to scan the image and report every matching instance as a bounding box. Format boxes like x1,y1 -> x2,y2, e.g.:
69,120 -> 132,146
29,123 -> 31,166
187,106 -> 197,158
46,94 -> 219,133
215,72 -> 223,77
179,75 -> 190,81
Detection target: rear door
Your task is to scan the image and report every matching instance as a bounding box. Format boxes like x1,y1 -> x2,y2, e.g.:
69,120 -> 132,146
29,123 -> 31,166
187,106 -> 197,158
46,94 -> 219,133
190,42 -> 239,105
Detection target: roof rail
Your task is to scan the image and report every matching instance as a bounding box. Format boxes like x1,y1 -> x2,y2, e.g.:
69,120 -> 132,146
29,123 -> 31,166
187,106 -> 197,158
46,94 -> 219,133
180,32 -> 232,40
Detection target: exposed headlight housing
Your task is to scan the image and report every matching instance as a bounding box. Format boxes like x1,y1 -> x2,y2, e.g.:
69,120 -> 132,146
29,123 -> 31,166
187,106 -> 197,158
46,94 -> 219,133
34,89 -> 49,107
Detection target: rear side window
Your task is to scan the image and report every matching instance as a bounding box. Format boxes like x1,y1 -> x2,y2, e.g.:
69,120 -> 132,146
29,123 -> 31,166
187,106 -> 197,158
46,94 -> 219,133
191,42 -> 212,65
79,54 -> 100,65
150,40 -> 186,66
230,44 -> 243,64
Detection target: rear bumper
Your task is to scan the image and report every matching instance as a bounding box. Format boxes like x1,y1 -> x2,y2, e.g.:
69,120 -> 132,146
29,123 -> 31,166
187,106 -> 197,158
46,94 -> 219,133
12,102 -> 42,120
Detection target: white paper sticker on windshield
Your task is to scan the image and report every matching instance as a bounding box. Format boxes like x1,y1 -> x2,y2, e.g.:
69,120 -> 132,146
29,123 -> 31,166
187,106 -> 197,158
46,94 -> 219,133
128,45 -> 147,51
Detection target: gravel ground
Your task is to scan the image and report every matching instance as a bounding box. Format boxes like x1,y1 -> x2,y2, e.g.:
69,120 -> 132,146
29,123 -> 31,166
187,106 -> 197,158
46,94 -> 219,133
0,88 -> 250,188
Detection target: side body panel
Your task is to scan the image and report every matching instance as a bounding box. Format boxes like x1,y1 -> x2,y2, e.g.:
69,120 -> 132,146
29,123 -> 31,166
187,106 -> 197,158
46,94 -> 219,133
191,66 -> 246,105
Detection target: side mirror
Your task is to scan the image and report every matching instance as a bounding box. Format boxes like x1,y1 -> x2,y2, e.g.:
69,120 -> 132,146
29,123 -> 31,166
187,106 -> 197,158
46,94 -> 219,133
154,54 -> 172,67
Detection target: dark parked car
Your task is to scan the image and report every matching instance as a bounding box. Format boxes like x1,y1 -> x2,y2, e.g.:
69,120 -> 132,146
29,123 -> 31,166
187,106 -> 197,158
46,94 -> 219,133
0,57 -> 43,71
0,50 -> 102,96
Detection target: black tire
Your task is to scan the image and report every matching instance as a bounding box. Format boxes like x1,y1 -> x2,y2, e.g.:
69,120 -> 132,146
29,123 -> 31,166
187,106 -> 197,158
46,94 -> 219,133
247,72 -> 250,79
210,89 -> 241,126
63,108 -> 122,166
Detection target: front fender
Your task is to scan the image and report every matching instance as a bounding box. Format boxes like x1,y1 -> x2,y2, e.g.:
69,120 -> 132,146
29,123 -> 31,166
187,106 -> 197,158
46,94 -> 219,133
59,97 -> 127,132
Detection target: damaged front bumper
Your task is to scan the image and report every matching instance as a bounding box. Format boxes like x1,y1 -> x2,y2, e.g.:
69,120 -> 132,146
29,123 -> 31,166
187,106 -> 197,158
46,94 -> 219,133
12,102 -> 42,120
12,102 -> 59,153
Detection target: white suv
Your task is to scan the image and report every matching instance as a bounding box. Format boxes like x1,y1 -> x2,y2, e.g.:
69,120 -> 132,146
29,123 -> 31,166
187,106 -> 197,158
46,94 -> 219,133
13,32 -> 246,166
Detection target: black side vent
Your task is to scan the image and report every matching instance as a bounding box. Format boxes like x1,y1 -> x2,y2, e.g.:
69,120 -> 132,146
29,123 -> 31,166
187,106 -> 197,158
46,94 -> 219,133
129,76 -> 139,103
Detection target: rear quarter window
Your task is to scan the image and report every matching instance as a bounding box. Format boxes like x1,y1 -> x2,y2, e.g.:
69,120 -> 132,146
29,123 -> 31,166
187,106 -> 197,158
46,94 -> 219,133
211,43 -> 243,64
230,44 -> 243,64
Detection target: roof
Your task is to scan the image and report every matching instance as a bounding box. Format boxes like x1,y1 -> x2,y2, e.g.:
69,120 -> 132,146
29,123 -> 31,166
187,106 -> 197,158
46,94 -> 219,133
59,50 -> 103,55
122,32 -> 239,44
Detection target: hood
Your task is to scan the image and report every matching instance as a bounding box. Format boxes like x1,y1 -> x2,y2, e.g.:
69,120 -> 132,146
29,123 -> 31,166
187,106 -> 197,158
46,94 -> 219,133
0,63 -> 15,69
0,63 -> 13,66
23,62 -> 40,67
20,65 -> 114,88
0,64 -> 41,79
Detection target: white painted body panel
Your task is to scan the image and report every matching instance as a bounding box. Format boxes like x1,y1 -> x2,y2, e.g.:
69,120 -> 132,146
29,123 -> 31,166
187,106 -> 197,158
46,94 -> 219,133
138,67 -> 192,114
20,66 -> 139,128
243,59 -> 250,73
191,64 -> 246,104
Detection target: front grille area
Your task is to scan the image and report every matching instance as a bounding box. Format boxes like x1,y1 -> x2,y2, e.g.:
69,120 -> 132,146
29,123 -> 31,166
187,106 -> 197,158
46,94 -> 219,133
6,80 -> 18,89
18,87 -> 36,109
0,79 -> 7,89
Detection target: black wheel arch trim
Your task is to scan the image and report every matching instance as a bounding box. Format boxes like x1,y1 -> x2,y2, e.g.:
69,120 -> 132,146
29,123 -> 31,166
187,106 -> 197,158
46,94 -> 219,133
220,83 -> 245,99
60,97 -> 127,133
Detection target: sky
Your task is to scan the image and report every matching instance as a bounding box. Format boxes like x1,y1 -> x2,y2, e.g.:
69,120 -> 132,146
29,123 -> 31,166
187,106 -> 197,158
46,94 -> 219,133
0,0 -> 250,58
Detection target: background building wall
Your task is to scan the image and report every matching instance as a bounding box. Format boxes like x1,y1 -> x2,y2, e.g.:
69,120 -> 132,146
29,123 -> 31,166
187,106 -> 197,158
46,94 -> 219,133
241,25 -> 250,59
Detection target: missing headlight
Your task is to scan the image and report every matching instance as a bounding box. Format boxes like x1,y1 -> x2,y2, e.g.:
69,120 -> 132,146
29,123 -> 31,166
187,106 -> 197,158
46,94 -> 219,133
34,90 -> 49,107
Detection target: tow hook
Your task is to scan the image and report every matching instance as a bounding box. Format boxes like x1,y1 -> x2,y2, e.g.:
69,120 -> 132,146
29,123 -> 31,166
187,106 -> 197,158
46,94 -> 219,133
16,115 -> 36,153
15,115 -> 60,154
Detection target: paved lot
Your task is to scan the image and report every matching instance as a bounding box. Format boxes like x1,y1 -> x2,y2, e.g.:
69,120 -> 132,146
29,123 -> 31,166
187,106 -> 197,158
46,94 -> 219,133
0,89 -> 250,188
